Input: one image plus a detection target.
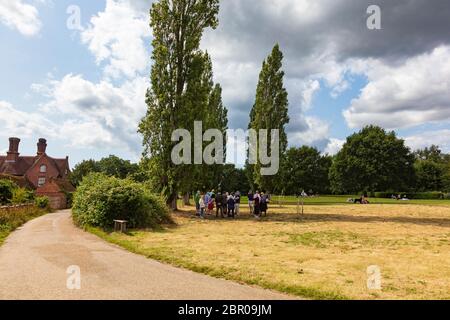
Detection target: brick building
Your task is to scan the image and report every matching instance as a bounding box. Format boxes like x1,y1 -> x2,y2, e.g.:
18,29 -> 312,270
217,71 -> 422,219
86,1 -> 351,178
0,137 -> 75,209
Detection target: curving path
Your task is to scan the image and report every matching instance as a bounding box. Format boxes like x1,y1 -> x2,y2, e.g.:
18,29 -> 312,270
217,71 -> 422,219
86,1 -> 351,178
0,210 -> 293,300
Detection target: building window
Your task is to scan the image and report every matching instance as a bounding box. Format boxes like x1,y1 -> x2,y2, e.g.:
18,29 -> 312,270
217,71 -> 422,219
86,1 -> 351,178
38,177 -> 46,187
40,165 -> 47,173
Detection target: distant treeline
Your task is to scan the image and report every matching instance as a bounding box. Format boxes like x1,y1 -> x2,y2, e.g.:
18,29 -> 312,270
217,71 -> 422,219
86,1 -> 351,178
70,126 -> 450,198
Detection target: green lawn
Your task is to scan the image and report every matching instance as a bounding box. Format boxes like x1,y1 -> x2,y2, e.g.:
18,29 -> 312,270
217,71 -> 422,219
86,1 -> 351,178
181,195 -> 450,207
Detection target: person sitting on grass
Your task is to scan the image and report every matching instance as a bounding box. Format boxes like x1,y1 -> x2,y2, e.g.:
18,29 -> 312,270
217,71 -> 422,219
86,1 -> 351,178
227,193 -> 236,218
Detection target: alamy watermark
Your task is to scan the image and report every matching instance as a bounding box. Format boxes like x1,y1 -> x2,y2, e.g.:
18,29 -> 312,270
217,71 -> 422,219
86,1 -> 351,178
66,265 -> 81,290
367,265 -> 382,290
367,5 -> 381,30
171,121 -> 280,176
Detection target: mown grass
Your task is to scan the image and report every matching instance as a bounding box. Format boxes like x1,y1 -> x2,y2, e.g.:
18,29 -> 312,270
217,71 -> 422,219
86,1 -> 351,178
88,202 -> 450,300
0,206 -> 49,245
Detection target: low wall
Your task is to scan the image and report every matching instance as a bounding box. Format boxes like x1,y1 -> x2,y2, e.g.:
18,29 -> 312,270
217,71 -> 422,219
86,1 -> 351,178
0,203 -> 34,212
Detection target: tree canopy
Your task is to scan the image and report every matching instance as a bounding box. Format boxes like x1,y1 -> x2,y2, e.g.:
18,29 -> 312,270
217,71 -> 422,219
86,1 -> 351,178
329,125 -> 416,193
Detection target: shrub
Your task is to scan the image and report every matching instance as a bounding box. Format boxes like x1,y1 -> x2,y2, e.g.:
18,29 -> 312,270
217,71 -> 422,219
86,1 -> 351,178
405,192 -> 443,200
374,192 -> 394,198
0,179 -> 18,205
374,192 -> 444,199
72,173 -> 172,229
12,188 -> 34,204
35,196 -> 50,209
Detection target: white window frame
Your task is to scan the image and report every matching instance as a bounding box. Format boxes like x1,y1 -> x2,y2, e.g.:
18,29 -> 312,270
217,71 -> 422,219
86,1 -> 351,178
40,165 -> 47,173
38,177 -> 46,187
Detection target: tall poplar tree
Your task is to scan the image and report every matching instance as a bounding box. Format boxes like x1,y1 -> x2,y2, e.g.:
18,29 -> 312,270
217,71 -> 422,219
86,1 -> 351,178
248,44 -> 289,192
139,0 -> 220,208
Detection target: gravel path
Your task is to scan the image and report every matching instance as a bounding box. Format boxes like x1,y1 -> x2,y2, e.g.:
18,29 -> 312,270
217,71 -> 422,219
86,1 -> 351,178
0,210 -> 294,300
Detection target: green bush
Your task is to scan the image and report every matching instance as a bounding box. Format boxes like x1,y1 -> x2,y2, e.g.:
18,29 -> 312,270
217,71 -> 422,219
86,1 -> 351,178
0,179 -> 18,205
12,188 -> 34,204
405,192 -> 443,199
72,173 -> 172,229
35,196 -> 50,209
374,192 -> 394,198
374,191 -> 443,199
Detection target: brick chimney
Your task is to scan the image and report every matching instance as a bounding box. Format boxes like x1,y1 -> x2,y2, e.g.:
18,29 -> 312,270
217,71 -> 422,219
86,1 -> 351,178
37,138 -> 47,155
6,137 -> 20,163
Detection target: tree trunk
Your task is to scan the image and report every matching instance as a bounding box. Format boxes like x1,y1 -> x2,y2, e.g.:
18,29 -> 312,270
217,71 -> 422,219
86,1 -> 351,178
183,192 -> 190,205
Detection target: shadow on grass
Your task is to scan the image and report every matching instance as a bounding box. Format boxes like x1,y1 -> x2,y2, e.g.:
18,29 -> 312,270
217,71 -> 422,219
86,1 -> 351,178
173,208 -> 450,228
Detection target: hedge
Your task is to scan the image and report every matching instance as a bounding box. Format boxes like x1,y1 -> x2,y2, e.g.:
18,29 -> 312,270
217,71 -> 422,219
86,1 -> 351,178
373,192 -> 444,199
72,173 -> 172,229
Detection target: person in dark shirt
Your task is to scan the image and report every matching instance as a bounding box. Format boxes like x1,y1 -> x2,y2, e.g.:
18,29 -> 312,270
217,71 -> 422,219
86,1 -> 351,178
215,192 -> 224,218
223,192 -> 229,216
248,190 -> 254,215
253,191 -> 261,218
227,193 -> 236,218
260,192 -> 268,216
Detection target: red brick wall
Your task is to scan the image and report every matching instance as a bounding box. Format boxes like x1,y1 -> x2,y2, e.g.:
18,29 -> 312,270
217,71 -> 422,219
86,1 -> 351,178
25,155 -> 60,189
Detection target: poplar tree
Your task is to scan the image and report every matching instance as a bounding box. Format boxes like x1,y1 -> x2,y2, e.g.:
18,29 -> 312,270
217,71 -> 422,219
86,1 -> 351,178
139,0 -> 220,209
248,44 -> 289,192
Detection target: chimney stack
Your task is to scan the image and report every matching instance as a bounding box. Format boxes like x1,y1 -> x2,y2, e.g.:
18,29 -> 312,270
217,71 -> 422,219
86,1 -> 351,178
37,138 -> 47,155
6,137 -> 20,163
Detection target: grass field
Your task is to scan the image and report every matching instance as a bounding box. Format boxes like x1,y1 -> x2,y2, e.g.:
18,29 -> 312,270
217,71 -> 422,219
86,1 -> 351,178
91,198 -> 450,300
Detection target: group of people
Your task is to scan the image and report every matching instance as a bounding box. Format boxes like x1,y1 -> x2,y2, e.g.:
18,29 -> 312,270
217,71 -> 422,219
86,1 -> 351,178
193,190 -> 270,219
247,190 -> 270,218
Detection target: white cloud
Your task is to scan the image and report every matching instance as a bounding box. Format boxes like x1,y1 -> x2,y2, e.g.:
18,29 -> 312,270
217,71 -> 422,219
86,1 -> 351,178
37,74 -> 148,153
404,130 -> 450,153
323,138 -> 345,155
344,46 -> 450,129
81,0 -> 151,79
0,100 -> 57,138
0,0 -> 42,36
288,116 -> 330,149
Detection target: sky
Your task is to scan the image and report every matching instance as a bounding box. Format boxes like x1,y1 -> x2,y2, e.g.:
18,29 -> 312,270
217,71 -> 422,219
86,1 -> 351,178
1,0 -> 450,168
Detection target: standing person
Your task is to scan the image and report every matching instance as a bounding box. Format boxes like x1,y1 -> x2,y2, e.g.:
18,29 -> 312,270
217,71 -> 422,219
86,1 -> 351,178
234,191 -> 241,216
248,190 -> 254,215
227,193 -> 236,218
194,191 -> 201,216
260,192 -> 268,216
254,191 -> 261,218
204,192 -> 211,214
207,191 -> 215,215
199,193 -> 206,219
223,192 -> 229,217
215,191 -> 224,218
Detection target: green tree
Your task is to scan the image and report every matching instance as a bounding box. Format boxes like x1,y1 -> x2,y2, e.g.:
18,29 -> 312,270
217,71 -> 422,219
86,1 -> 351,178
414,145 -> 447,191
139,0 -> 220,209
70,156 -> 138,187
0,179 -> 18,205
97,155 -> 139,179
248,44 -> 289,193
69,159 -> 100,186
281,146 -> 332,195
414,160 -> 444,191
329,125 -> 415,194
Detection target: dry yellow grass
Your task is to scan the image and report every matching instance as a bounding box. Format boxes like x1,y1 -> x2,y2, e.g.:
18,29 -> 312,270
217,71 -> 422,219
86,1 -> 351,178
93,203 -> 450,300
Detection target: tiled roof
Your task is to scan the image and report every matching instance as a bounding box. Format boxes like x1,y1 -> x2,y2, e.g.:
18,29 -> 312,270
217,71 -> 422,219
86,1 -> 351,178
0,155 -> 69,177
